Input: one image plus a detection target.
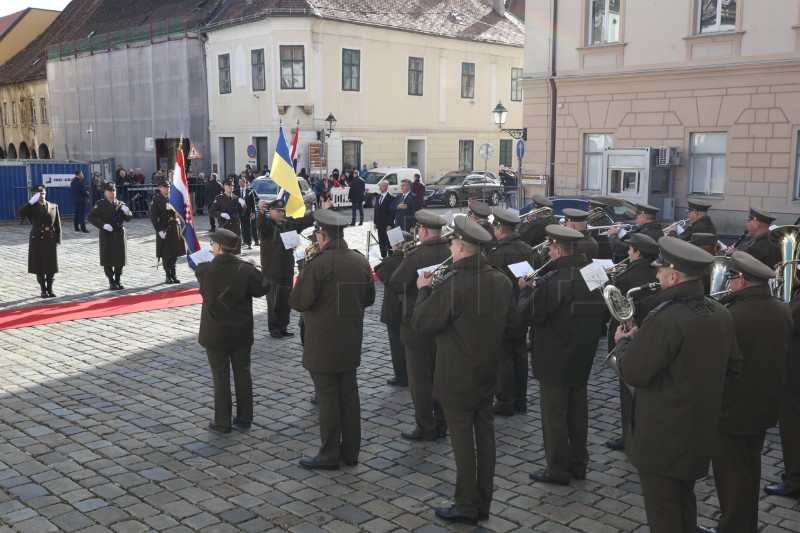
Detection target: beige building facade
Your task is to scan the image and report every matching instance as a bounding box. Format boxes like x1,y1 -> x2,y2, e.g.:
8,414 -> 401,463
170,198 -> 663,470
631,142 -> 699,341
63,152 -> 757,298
522,0 -> 800,232
0,8 -> 59,66
204,3 -> 524,181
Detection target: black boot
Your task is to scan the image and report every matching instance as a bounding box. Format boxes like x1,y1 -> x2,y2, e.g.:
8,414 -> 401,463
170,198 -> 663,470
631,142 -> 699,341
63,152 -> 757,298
165,269 -> 174,284
108,278 -> 118,290
114,271 -> 124,290
39,282 -> 48,298
45,277 -> 56,298
171,268 -> 181,284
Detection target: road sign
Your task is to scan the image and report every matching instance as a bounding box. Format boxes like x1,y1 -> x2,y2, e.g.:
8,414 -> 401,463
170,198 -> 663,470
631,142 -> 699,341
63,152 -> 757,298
187,144 -> 203,159
246,144 -> 257,159
479,143 -> 495,160
516,140 -> 525,160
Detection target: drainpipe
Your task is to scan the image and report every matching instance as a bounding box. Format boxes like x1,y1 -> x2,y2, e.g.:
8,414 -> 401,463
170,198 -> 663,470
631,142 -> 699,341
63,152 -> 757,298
547,0 -> 557,197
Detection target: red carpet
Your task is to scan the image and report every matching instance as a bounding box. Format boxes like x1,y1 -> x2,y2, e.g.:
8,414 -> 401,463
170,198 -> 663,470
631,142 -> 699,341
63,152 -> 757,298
0,288 -> 202,331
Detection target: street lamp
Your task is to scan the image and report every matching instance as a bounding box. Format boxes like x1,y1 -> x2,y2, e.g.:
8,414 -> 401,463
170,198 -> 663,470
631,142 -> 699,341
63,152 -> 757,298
325,112 -> 337,137
492,101 -> 526,140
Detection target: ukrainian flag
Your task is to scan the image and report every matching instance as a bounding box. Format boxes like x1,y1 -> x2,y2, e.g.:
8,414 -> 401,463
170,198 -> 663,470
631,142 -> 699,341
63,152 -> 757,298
271,127 -> 306,218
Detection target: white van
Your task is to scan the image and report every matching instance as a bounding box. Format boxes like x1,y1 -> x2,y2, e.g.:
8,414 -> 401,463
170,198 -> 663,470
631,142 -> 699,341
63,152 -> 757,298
362,167 -> 421,207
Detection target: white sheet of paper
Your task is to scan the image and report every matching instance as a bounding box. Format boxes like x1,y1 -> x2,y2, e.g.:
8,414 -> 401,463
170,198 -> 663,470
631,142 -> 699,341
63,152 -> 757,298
508,261 -> 534,278
387,226 -> 404,246
294,250 -> 305,261
507,208 -> 520,217
618,228 -> 628,239
369,250 -> 382,261
581,261 -> 610,292
190,248 -> 214,265
280,230 -> 299,250
417,262 -> 443,278
592,258 -> 615,269
443,210 -> 455,224
769,224 -> 778,231
676,224 -> 685,235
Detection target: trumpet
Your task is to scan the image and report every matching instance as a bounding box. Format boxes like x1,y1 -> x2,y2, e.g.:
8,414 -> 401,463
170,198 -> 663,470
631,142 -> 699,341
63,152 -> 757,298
663,219 -> 690,235
303,241 -> 319,262
588,223 -> 634,236
523,258 -> 553,284
423,256 -> 453,288
605,258 -> 629,274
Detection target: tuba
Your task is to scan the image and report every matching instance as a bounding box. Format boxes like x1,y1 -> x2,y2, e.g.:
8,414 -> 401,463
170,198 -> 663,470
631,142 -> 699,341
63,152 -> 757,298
709,256 -> 732,299
769,225 -> 800,303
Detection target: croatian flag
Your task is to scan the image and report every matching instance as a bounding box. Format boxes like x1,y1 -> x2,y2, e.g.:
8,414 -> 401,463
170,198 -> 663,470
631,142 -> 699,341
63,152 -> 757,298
169,149 -> 202,269
290,125 -> 299,171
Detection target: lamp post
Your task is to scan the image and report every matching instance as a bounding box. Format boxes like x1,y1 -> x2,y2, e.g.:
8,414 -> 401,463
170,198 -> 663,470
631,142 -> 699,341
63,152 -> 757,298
322,112 -> 336,178
492,101 -> 527,208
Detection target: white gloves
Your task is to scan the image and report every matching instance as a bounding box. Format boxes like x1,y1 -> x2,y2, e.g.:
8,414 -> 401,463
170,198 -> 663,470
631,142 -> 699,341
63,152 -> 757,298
103,224 -> 113,232
238,198 -> 246,207
159,231 -> 166,239
121,205 -> 131,215
220,213 -> 231,220
29,193 -> 40,204
166,203 -> 174,211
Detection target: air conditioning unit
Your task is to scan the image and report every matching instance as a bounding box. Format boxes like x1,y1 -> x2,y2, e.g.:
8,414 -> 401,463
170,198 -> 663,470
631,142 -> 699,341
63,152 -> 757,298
657,146 -> 680,167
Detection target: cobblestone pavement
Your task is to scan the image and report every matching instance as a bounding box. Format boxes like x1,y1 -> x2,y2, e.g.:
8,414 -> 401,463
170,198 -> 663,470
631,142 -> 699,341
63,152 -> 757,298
1,209 -> 798,532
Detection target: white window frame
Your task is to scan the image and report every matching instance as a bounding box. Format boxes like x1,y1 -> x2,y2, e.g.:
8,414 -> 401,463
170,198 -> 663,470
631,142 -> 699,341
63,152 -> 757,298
251,48 -> 266,92
511,68 -> 523,102
689,132 -> 727,196
408,56 -> 424,96
461,62 -> 475,99
587,0 -> 621,45
582,133 -> 613,191
30,98 -> 36,124
341,47 -> 361,92
39,98 -> 48,123
218,53 -> 231,95
279,44 -> 306,90
458,139 -> 474,172
696,0 -> 737,35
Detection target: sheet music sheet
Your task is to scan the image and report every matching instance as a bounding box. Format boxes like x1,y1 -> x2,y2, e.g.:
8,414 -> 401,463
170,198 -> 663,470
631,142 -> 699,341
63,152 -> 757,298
508,261 -> 534,278
189,248 -> 214,265
280,230 -> 299,250
387,227 -> 404,246
580,261 -> 610,292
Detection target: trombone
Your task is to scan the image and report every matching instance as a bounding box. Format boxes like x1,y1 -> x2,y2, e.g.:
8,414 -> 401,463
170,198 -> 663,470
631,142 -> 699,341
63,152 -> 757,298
663,219 -> 690,235
588,223 -> 634,236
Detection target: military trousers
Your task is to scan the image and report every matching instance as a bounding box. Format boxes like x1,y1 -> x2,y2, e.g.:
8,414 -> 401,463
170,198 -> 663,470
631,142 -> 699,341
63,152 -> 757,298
205,347 -> 253,428
443,405 -> 495,519
539,384 -> 589,482
309,369 -> 361,464
711,431 -> 766,533
266,276 -> 293,334
619,378 -> 633,443
637,470 -> 697,533
780,385 -> 800,489
405,346 -> 446,436
495,335 -> 528,410
386,321 -> 407,383
103,266 -> 123,283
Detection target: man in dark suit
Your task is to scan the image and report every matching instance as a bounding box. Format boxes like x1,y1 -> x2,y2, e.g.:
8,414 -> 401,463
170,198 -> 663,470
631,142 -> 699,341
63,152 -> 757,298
390,179 -> 419,232
348,172 -> 366,226
205,173 -> 223,232
70,170 -> 90,233
373,181 -> 395,258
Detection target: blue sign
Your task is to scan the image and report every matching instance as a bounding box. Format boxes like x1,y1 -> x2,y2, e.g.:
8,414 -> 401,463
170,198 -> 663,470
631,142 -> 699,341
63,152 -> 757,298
516,140 -> 525,160
246,144 -> 257,159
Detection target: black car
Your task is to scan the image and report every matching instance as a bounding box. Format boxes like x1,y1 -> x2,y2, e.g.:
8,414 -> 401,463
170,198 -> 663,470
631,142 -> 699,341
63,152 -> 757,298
251,176 -> 316,211
423,171 -> 505,207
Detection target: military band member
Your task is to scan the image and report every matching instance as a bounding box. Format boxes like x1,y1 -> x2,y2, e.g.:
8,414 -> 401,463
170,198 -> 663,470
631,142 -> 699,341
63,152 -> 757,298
413,216 -> 520,525
18,185 -> 61,298
291,210 -> 375,469
255,198 -> 320,339
387,210 -> 451,441
374,231 -> 415,387
698,252 -> 792,533
149,180 -> 186,284
689,233 -> 719,295
670,199 -> 717,240
519,194 -> 557,248
562,208 -> 599,260
615,237 -> 742,533
467,199 -> 495,241
209,178 -> 246,254
196,229 -> 269,433
487,208 -> 535,416
765,283 -> 800,498
606,203 -> 663,263
87,182 -> 133,290
521,225 -> 606,485
726,207 -> 781,269
604,233 -> 660,451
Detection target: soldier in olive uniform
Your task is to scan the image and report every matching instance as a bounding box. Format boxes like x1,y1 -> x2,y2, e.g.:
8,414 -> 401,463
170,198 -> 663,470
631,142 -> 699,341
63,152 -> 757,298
520,225 -> 606,486
18,185 -> 61,298
209,178 -> 246,254
698,252 -> 792,533
689,233 -> 721,295
669,199 -> 717,240
374,231 -> 415,387
765,283 -> 800,498
196,229 -> 269,433
562,208 -> 599,261
487,208 -> 535,416
467,199 -> 495,252
519,194 -> 557,243
607,203 -> 663,263
615,237 -> 742,533
87,182 -> 133,290
255,198 -> 321,339
149,180 -> 186,284
413,216 -> 520,525
291,210 -> 375,469
604,233 -> 660,451
726,207 -> 781,269
387,210 -> 451,441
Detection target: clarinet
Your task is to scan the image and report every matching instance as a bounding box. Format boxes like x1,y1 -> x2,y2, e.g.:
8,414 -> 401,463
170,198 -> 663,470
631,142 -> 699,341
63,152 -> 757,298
730,229 -> 748,250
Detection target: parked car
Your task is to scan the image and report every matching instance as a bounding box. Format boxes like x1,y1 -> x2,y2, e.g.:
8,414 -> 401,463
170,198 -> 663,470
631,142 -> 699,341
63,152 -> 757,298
423,171 -> 505,207
362,167 -> 421,207
250,176 -> 316,211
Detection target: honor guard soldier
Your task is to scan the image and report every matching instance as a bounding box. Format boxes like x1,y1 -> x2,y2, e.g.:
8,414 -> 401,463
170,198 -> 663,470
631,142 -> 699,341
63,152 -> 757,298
607,203 -> 663,263
196,229 -> 269,433
374,231 -> 415,387
728,207 -> 781,268
149,180 -> 186,284
671,199 -> 717,240
614,237 -> 742,533
87,182 -> 133,290
291,209 -> 375,469
387,210 -> 451,441
255,198 -> 320,339
18,185 -> 61,298
487,208 -> 535,416
561,208 -> 599,260
604,233 -> 660,451
698,252 -> 792,533
520,225 -> 606,486
413,216 -> 520,525
209,177 -> 246,254
235,176 -> 259,249
519,194 -> 557,247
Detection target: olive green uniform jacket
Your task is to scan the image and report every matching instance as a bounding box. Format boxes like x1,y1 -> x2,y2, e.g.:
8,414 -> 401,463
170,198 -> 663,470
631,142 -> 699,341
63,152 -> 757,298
520,215 -> 557,247
740,231 -> 781,270
677,214 -> 717,240
486,233 -> 534,337
87,198 -> 133,267
374,250 -> 405,325
18,201 -> 61,275
149,194 -> 186,259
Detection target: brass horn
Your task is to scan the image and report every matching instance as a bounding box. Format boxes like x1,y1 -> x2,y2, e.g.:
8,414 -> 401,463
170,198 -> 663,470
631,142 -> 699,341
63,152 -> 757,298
769,225 -> 800,304
709,256 -> 732,300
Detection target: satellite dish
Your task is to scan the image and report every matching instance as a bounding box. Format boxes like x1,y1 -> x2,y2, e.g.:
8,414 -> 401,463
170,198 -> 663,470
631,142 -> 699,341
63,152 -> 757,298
479,143 -> 494,160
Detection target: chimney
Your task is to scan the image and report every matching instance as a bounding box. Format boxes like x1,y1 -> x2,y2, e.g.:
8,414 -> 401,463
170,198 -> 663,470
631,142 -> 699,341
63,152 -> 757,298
493,0 -> 506,17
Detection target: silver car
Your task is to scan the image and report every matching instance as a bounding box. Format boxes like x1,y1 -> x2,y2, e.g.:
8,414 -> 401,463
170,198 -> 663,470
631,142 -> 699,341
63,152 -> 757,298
251,176 -> 316,211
